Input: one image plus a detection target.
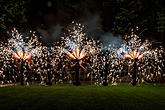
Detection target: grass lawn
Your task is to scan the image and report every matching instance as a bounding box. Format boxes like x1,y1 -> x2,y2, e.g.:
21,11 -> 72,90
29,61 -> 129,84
0,84 -> 165,110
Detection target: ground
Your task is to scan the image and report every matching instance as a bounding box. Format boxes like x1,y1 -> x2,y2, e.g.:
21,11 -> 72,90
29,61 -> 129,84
0,84 -> 165,110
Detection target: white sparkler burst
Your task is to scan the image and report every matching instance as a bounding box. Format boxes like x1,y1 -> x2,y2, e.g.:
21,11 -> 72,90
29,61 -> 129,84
61,22 -> 100,59
0,26 -> 164,85
6,28 -> 42,58
58,22 -> 102,83
122,30 -> 165,83
0,28 -> 45,85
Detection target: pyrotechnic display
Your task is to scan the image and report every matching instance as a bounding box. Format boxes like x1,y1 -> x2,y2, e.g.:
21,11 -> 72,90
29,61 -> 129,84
0,0 -> 164,88
1,1 -> 165,110
0,24 -> 164,86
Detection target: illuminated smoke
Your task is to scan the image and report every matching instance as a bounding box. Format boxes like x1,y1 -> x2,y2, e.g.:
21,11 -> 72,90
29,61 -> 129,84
0,26 -> 164,86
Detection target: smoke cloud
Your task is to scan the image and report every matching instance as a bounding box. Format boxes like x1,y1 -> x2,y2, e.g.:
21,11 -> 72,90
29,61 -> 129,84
31,0 -> 124,49
80,14 -> 102,39
37,24 -> 63,46
100,33 -> 123,49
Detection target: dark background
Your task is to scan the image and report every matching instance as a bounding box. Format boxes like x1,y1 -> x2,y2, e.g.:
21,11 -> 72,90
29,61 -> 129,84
0,0 -> 164,45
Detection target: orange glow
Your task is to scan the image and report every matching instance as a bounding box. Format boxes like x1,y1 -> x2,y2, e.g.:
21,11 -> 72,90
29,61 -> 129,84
66,47 -> 86,60
66,51 -> 76,59
13,51 -> 31,63
125,50 -> 143,62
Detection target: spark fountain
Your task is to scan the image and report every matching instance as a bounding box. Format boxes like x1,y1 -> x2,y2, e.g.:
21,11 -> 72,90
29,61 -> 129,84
121,28 -> 165,85
0,28 -> 42,85
0,25 -> 164,86
124,50 -> 143,86
13,50 -> 31,85
61,22 -> 102,85
66,47 -> 86,85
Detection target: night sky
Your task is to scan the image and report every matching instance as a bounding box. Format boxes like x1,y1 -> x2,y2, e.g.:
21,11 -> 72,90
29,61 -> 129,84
0,0 -> 165,44
28,0 -> 164,44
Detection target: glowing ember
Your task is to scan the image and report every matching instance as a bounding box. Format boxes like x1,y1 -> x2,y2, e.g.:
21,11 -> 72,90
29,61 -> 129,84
66,47 -> 86,60
125,50 -> 143,62
13,51 -> 31,60
13,51 -> 31,65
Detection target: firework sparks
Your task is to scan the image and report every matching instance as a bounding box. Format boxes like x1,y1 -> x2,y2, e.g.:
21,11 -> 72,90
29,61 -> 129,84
13,50 -> 31,62
124,50 -> 143,86
0,25 -> 164,86
66,47 -> 86,60
125,50 -> 143,63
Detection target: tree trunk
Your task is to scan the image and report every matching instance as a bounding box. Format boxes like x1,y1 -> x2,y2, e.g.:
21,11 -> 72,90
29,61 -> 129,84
20,60 -> 24,85
46,61 -> 52,85
132,58 -> 138,86
103,62 -> 108,86
74,60 -> 80,86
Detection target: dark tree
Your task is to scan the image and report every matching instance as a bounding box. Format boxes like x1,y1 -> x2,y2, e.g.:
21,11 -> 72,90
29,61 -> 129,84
0,0 -> 28,30
73,59 -> 81,86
